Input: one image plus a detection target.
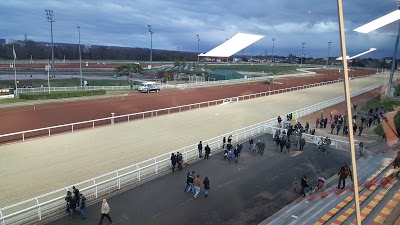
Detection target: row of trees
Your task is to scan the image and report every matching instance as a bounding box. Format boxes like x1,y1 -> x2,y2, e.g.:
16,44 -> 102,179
0,40 -> 199,61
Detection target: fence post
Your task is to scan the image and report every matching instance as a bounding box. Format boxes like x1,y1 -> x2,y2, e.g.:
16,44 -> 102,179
154,159 -> 158,174
35,198 -> 42,220
72,124 -> 74,132
48,129 -> 51,137
111,113 -> 115,125
116,172 -> 120,189
22,133 -> 25,141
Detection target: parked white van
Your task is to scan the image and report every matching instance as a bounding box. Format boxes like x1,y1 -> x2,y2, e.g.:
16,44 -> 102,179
137,82 -> 160,93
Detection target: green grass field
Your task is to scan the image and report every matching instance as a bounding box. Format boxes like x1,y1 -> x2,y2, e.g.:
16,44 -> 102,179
0,98 -> 28,105
0,79 -> 131,88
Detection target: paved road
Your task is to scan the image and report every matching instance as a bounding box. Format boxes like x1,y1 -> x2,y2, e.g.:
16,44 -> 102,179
45,133 -> 351,225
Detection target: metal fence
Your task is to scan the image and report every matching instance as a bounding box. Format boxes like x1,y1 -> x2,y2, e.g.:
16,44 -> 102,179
1,78 -> 346,143
0,80 -> 386,225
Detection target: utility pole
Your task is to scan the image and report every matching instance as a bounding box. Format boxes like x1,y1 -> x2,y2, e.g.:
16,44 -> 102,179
326,42 -> 332,68
300,42 -> 305,67
45,9 -> 55,70
147,24 -> 153,69
270,38 -> 276,73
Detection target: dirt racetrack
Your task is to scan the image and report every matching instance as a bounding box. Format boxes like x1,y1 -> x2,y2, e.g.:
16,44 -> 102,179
0,62 -> 163,69
0,69 -> 375,141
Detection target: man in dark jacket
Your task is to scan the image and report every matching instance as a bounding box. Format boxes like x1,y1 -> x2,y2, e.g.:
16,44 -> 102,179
72,186 -> 80,207
186,171 -> 195,194
204,145 -> 211,159
79,194 -> 87,220
299,138 -> 306,151
330,123 -> 335,134
280,138 -> 286,153
198,141 -> 203,158
337,163 -> 352,189
300,175 -> 309,197
170,153 -> 177,171
336,123 -> 342,135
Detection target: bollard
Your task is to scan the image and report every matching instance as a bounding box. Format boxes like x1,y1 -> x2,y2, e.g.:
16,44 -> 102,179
111,113 -> 115,125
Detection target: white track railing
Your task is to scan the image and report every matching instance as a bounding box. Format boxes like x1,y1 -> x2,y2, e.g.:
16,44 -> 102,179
1,74 -> 378,144
0,81 -> 386,225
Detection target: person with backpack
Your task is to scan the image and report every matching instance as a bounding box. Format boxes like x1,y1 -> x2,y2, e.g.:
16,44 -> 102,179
337,163 -> 352,189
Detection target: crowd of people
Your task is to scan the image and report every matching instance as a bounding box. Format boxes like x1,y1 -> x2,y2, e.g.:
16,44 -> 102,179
64,186 -> 113,224
184,171 -> 210,199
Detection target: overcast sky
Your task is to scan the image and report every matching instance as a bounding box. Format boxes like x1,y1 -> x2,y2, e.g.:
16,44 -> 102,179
1,0 -> 399,58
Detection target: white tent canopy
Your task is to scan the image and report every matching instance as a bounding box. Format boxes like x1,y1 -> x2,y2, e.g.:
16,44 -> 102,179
335,48 -> 376,60
354,10 -> 400,33
199,33 -> 265,58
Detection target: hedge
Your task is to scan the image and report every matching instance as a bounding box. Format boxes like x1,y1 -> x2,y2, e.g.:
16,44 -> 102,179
19,90 -> 106,100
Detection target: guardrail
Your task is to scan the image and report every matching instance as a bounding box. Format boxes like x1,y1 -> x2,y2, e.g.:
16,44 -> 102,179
0,81 -> 386,225
1,78 -> 346,144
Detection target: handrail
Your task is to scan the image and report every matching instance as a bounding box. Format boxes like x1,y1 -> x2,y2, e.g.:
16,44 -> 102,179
0,79 -> 385,224
0,73 -> 376,142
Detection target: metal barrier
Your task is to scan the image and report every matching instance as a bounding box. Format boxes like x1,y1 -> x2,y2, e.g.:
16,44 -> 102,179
0,80 -> 386,225
0,78 -> 346,143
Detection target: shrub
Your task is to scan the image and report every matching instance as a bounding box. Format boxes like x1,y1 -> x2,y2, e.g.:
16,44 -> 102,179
19,90 -> 106,100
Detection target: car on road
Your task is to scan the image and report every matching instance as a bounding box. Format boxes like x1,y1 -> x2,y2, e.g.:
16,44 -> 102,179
138,83 -> 160,93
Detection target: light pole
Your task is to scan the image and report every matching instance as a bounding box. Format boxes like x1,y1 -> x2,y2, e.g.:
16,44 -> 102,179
78,26 -> 83,87
148,24 -> 153,69
270,38 -> 276,73
197,35 -> 200,64
300,42 -> 305,67
45,9 -> 55,70
326,42 -> 332,68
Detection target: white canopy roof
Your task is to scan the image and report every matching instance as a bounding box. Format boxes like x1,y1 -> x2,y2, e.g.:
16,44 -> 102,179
335,48 -> 377,60
354,10 -> 400,33
199,33 -> 265,58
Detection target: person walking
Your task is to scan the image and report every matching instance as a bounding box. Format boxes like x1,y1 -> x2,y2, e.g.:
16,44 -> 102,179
186,171 -> 195,194
203,177 -> 210,197
316,118 -> 320,128
170,153 -> 177,171
280,138 -> 286,153
198,141 -> 203,158
337,163 -> 352,189
69,193 -> 78,219
300,175 -> 309,197
248,138 -> 254,151
79,194 -> 87,221
64,191 -> 72,213
358,125 -> 364,136
330,123 -> 335,134
204,144 -> 211,159
193,175 -> 201,199
98,199 -> 112,225
234,147 -> 239,163
353,124 -> 358,135
299,138 -> 305,151
336,123 -> 342,135
222,137 -> 226,149
358,142 -> 364,156
381,132 -> 387,142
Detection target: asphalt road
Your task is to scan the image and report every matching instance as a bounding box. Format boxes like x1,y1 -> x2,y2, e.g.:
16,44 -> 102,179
44,133 -> 351,225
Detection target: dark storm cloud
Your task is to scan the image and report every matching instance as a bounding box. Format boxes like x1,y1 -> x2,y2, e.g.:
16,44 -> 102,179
0,0 -> 399,58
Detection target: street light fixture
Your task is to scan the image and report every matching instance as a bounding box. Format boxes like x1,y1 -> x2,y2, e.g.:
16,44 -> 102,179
197,34 -> 200,64
148,24 -> 153,69
354,2 -> 400,97
78,26 -> 83,87
270,38 -> 276,73
300,42 -> 305,67
325,42 -> 332,68
45,9 -> 55,70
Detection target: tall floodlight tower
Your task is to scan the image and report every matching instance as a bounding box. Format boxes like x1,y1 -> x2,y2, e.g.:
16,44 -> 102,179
45,9 -> 55,69
197,35 -> 200,64
300,42 -> 305,67
148,24 -> 153,69
78,26 -> 83,87
326,42 -> 332,68
270,38 -> 276,73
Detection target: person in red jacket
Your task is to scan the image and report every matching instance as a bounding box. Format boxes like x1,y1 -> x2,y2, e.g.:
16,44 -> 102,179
337,163 -> 352,189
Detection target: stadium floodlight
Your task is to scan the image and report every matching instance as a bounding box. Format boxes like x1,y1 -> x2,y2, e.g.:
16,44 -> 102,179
78,26 -> 83,87
335,48 -> 377,60
269,38 -> 276,74
197,35 -> 200,64
199,33 -> 264,58
148,25 -> 153,69
325,42 -> 332,68
45,9 -> 55,70
354,2 -> 400,97
300,42 -> 305,67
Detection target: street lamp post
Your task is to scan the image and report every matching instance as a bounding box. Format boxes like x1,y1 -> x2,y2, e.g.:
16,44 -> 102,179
270,38 -> 276,73
197,35 -> 200,64
148,25 -> 153,69
45,9 -> 55,70
326,42 -> 332,68
300,42 -> 305,67
78,26 -> 83,87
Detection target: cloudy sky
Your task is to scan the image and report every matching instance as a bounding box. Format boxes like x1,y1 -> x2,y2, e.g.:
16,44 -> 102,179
0,0 -> 399,58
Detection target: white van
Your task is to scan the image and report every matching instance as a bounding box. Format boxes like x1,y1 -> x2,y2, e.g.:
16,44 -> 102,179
137,82 -> 160,93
